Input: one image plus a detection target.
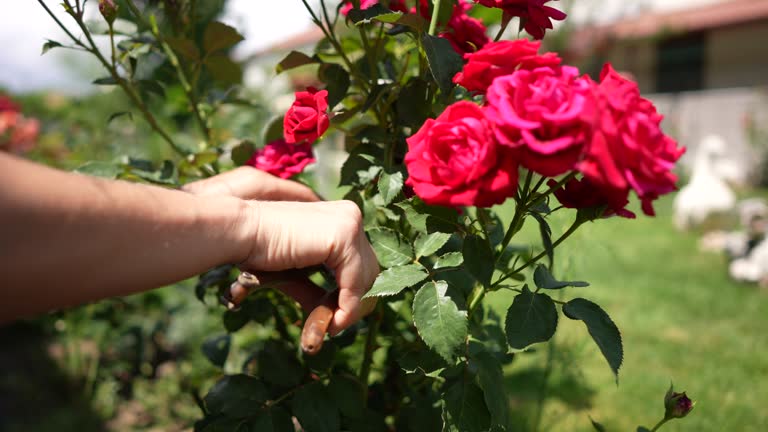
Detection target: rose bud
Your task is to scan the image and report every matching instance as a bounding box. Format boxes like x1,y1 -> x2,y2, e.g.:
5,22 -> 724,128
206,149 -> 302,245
99,0 -> 118,25
664,385 -> 695,419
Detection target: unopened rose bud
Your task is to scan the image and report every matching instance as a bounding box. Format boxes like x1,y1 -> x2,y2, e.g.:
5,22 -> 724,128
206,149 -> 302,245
664,385 -> 695,419
99,0 -> 118,25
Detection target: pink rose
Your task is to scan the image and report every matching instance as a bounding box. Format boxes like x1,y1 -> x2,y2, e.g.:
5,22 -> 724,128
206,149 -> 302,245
577,64 -> 685,216
245,139 -> 315,179
404,101 -> 519,207
283,87 -> 330,144
453,39 -> 561,93
485,65 -> 592,177
548,178 -> 636,218
474,0 -> 566,39
1,111 -> 39,155
440,2 -> 490,56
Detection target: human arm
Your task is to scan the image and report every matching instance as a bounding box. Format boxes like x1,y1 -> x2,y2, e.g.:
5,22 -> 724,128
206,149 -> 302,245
0,152 -> 378,332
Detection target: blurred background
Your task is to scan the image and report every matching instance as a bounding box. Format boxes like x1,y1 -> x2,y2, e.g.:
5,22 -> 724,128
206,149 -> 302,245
1,0 -> 767,431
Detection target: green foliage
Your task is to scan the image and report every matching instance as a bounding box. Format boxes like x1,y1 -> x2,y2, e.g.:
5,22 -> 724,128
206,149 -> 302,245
505,286 -> 558,349
413,281 -> 468,361
563,298 -> 624,379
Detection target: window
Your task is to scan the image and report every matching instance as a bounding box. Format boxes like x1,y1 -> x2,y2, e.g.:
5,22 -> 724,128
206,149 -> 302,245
656,32 -> 706,93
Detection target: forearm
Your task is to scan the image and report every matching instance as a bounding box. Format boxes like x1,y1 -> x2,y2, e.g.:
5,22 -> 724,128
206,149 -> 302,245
0,153 -> 250,321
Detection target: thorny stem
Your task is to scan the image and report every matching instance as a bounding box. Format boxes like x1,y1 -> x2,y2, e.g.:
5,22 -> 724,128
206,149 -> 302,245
41,0 -> 188,157
359,304 -> 383,404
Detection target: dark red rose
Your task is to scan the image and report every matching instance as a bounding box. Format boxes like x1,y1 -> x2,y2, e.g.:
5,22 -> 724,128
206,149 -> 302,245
453,39 -> 561,93
245,139 -> 315,179
404,101 -> 519,207
440,2 -> 490,55
474,0 -> 566,39
548,178 -> 636,218
485,65 -> 592,177
283,87 -> 330,144
577,64 -> 685,216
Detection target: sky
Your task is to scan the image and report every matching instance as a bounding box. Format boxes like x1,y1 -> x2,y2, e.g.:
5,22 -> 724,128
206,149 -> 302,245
0,0 -> 723,94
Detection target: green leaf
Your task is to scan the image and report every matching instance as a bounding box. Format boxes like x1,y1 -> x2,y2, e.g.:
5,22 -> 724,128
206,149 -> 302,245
415,232 -> 451,258
204,21 -> 244,53
504,286 -> 558,349
166,36 -> 200,61
205,55 -> 243,84
328,374 -> 365,419
92,76 -> 117,85
319,63 -> 350,109
276,50 -> 319,74
530,212 -> 554,266
41,39 -> 62,55
367,227 -> 413,268
563,298 -> 623,379
413,281 -> 468,361
201,334 -> 231,368
637,427 -> 652,432
231,140 -> 256,166
378,171 -> 404,206
348,4 -> 403,25
107,111 -> 133,124
590,417 -> 607,432
463,235 -> 494,287
256,339 -> 303,387
339,147 -> 380,187
204,374 -> 268,417
444,379 -> 492,432
363,264 -> 428,298
396,78 -> 432,128
304,340 -> 337,372
252,408 -> 294,432
397,345 -> 447,377
395,197 -> 459,233
421,34 -> 463,95
434,252 -> 464,270
75,161 -> 120,179
223,308 -> 249,333
291,382 -> 340,432
263,116 -> 285,144
471,351 -> 509,428
533,265 -> 589,290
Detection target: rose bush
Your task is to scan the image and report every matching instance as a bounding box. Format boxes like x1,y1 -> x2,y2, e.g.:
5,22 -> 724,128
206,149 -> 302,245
36,1 -> 693,431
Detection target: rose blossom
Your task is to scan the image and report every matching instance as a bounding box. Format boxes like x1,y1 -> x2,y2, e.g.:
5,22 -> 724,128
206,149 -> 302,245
404,101 -> 518,207
245,139 -> 315,179
548,178 -> 636,218
283,87 -> 330,144
440,2 -> 490,55
486,65 -> 592,177
453,39 -> 561,93
577,63 -> 685,216
474,0 -> 566,39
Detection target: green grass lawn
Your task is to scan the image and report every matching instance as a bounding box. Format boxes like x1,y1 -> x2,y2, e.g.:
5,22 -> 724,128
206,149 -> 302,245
488,195 -> 768,432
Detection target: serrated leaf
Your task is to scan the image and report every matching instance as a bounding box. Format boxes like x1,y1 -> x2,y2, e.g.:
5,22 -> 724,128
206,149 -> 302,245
421,34 -> 463,95
204,374 -> 268,417
328,374 -> 365,419
263,116 -> 285,143
348,4 -> 403,25
204,55 -> 243,84
364,264 -> 428,298
530,212 -> 554,266
471,351 -> 509,428
444,379 -> 492,432
256,339 -> 303,387
166,37 -> 200,61
276,50 -> 319,74
41,39 -> 62,55
75,161 -> 120,179
563,298 -> 623,379
231,140 -> 256,166
413,281 -> 468,361
415,232 -> 451,258
397,78 -> 432,128
533,265 -> 589,290
201,334 -> 230,368
378,171 -> 404,205
291,382 -> 340,432
434,252 -> 464,270
319,63 -> 350,109
204,21 -> 244,53
504,286 -> 558,349
367,227 -> 413,268
252,408 -> 294,432
463,235 -> 494,287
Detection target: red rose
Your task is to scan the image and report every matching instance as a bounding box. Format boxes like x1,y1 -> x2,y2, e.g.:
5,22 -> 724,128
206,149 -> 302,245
453,39 -> 561,93
577,64 -> 685,216
245,139 -> 315,179
485,65 -> 592,177
283,87 -> 330,144
548,178 -> 636,218
474,0 -> 566,39
0,95 -> 19,113
404,101 -> 519,207
440,2 -> 490,55
1,111 -> 39,155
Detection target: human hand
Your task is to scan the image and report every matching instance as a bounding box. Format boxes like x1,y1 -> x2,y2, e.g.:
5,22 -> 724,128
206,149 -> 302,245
236,200 -> 379,335
182,166 -> 319,202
